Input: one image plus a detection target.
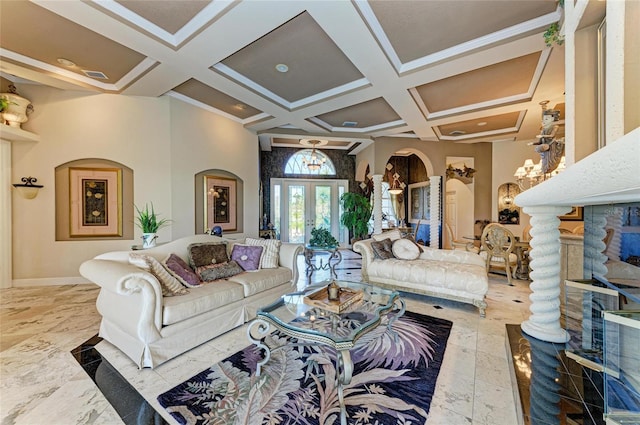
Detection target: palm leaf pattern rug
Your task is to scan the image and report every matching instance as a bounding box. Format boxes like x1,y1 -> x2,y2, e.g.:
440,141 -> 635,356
158,310 -> 452,425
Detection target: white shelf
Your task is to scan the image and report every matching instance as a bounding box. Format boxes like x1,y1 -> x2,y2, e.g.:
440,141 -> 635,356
0,125 -> 40,142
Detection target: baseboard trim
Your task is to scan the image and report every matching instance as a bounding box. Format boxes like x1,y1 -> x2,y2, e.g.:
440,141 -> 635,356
11,276 -> 92,287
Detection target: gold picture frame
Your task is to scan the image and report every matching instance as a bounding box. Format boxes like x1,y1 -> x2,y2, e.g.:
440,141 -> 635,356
204,175 -> 237,232
560,207 -> 584,221
69,167 -> 122,236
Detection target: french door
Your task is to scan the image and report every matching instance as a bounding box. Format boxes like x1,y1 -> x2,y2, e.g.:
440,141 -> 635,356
271,179 -> 348,246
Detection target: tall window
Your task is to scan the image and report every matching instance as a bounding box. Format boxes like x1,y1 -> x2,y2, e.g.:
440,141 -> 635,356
285,149 -> 336,175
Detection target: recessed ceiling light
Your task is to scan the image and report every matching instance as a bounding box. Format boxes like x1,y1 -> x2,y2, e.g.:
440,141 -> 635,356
275,63 -> 289,73
234,104 -> 247,110
57,58 -> 76,67
477,121 -> 487,126
342,121 -> 358,127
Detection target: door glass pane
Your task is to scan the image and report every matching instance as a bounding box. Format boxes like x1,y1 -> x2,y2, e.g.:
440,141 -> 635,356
338,185 -> 345,244
288,185 -> 305,243
273,184 -> 281,238
315,185 -> 331,230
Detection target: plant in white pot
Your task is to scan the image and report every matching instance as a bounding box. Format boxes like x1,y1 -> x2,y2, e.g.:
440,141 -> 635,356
0,84 -> 33,128
135,203 -> 171,248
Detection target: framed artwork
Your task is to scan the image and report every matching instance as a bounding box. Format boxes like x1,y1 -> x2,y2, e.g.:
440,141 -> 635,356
560,207 -> 584,221
69,167 -> 122,237
204,175 -> 237,232
408,181 -> 430,224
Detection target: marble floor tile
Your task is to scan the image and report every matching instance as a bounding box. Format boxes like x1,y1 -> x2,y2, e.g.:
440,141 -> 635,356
0,254 -> 536,425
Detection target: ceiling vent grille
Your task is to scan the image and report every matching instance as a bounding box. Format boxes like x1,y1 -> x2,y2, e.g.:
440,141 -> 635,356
82,70 -> 109,80
342,121 -> 358,127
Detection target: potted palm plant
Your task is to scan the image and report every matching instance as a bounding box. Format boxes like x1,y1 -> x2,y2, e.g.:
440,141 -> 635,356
340,192 -> 372,244
135,203 -> 171,248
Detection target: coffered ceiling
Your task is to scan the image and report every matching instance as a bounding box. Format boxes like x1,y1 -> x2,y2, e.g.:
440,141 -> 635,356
0,0 -> 566,152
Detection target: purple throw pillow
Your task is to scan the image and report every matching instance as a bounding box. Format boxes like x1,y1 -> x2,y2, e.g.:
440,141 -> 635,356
231,244 -> 263,271
163,254 -> 201,287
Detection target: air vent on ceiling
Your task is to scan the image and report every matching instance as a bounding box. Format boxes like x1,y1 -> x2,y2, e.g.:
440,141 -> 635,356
82,70 -> 109,80
342,121 -> 358,127
449,130 -> 466,135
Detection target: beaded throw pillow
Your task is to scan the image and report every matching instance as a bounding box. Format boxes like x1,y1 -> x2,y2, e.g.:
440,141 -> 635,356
188,242 -> 229,268
371,238 -> 395,260
196,261 -> 244,282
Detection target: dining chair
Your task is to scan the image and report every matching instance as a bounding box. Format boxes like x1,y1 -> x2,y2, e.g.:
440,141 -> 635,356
445,222 -> 479,253
479,223 -> 518,285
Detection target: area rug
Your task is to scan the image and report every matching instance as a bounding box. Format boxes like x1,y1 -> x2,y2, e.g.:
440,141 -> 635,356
157,310 -> 452,425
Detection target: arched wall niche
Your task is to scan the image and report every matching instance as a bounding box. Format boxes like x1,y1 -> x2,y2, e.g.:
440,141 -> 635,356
55,158 -> 134,241
194,169 -> 244,235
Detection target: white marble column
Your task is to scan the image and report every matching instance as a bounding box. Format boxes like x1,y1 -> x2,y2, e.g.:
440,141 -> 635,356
521,205 -> 572,343
372,174 -> 383,235
605,206 -> 623,261
429,176 -> 441,248
584,205 -> 609,278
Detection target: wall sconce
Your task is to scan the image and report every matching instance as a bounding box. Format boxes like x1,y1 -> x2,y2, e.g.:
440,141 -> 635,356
13,176 -> 43,199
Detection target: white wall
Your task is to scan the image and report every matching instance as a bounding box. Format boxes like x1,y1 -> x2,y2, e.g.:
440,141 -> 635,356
10,86 -> 259,284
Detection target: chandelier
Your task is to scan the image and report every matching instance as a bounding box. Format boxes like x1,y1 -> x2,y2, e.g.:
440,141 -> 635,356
514,155 -> 565,190
301,140 -> 327,171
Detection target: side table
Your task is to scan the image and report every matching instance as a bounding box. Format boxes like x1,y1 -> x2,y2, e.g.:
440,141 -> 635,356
304,245 -> 342,284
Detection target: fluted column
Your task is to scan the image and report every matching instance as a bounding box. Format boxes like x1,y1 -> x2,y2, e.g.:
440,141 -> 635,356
584,205 -> 608,278
521,205 -> 572,343
429,176 -> 441,248
605,206 -> 623,261
372,174 -> 383,235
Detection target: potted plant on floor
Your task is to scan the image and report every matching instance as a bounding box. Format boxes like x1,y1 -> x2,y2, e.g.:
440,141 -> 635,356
135,203 -> 171,248
340,192 -> 372,245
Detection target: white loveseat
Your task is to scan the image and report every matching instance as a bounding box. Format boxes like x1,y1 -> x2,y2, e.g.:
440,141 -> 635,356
79,234 -> 302,368
353,235 -> 489,316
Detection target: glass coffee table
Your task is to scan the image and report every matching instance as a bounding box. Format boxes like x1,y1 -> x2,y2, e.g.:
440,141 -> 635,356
247,280 -> 405,425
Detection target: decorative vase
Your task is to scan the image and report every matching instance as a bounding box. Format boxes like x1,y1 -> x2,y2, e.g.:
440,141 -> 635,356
142,233 -> 157,249
0,93 -> 32,128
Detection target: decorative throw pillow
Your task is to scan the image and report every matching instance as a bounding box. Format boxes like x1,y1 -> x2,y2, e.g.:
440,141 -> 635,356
372,229 -> 402,242
371,238 -> 395,260
196,261 -> 244,282
392,238 -> 421,260
129,253 -> 189,297
188,242 -> 229,268
163,253 -> 201,288
230,244 -> 263,271
245,238 -> 281,269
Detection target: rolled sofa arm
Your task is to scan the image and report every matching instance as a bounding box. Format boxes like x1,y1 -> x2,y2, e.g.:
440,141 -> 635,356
352,238 -> 375,281
79,259 -> 163,343
279,243 -> 304,284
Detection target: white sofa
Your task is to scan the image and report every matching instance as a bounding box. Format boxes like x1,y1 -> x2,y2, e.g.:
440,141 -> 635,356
353,237 -> 489,316
79,234 -> 302,368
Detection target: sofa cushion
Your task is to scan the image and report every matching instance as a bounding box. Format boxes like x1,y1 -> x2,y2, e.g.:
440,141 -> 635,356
227,267 -> 293,297
373,229 -> 402,242
163,254 -> 202,288
245,238 -> 281,269
196,261 -> 244,282
368,258 -> 488,297
162,281 -> 245,326
129,253 -> 189,297
371,238 -> 395,260
230,244 -> 263,271
188,242 -> 229,268
392,238 -> 421,260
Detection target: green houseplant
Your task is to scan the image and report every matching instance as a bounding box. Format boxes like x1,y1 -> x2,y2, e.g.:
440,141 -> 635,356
135,203 -> 171,248
309,227 -> 339,248
340,192 -> 372,243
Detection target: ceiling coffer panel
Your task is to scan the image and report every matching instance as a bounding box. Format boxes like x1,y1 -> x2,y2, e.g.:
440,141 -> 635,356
219,12 -> 363,103
315,98 -> 401,129
0,1 -> 146,83
172,79 -> 262,119
369,1 -> 557,63
115,0 -> 209,34
437,111 -> 523,137
415,52 -> 542,113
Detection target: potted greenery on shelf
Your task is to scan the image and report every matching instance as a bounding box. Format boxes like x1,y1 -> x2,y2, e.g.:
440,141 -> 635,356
309,227 -> 339,248
135,203 -> 171,248
340,192 -> 372,244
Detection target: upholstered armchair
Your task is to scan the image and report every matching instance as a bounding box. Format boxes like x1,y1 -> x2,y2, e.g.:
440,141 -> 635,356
479,223 -> 518,285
